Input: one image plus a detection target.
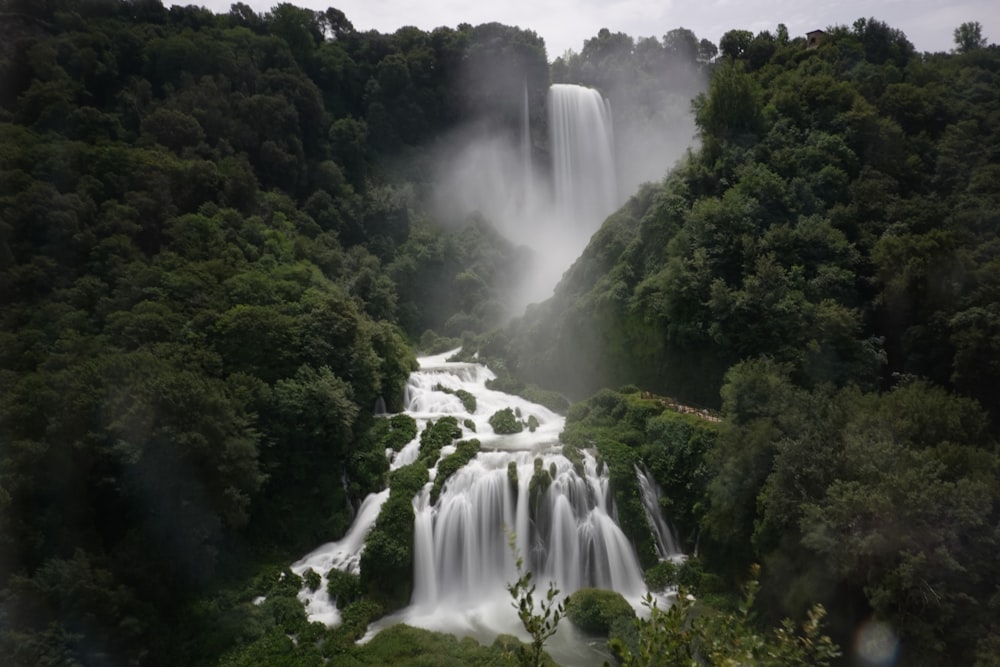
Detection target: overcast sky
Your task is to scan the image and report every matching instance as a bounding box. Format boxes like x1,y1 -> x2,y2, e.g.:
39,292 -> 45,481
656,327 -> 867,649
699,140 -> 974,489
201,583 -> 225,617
180,0 -> 998,59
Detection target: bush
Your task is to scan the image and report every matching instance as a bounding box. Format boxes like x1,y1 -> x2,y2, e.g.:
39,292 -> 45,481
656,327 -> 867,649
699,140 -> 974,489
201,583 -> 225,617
303,568 -> 321,592
338,599 -> 383,641
326,569 -> 363,609
433,383 -> 477,413
562,444 -> 585,477
430,439 -> 480,505
418,416 -> 462,465
527,415 -> 539,432
507,460 -> 519,487
360,462 -> 428,610
486,377 -> 570,414
643,561 -> 677,590
528,457 -> 551,519
463,418 -> 476,432
385,414 -> 418,450
566,588 -> 636,636
490,407 -> 524,434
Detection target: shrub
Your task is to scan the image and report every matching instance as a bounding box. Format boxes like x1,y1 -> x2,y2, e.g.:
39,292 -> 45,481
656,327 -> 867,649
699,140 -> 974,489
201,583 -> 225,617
528,457 -> 551,519
359,462 -> 428,610
566,588 -> 636,636
303,568 -> 321,592
338,599 -> 383,641
562,443 -> 585,477
508,460 -> 519,497
463,418 -> 476,432
418,416 -> 461,465
433,383 -> 477,413
643,561 -> 678,590
326,569 -> 363,609
527,415 -> 539,432
430,439 -> 480,504
490,407 -> 524,434
385,414 -> 418,450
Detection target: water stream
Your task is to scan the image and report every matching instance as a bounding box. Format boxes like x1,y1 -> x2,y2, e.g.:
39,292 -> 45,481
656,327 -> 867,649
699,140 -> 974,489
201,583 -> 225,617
293,349 -> 682,664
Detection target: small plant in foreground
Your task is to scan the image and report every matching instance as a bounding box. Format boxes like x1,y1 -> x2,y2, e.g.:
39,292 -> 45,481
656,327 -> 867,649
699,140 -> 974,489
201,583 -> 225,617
506,533 -> 568,667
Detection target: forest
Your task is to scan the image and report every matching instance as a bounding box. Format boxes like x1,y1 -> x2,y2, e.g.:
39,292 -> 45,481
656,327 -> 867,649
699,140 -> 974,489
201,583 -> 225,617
0,1 -> 998,665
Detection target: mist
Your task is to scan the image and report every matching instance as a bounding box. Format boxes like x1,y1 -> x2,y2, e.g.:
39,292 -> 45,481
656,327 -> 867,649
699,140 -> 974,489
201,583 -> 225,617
426,52 -> 704,316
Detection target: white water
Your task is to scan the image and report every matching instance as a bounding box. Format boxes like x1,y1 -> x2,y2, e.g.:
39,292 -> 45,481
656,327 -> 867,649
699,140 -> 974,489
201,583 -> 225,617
637,466 -> 684,562
549,83 -> 618,228
432,83 -> 622,311
294,350 -> 676,664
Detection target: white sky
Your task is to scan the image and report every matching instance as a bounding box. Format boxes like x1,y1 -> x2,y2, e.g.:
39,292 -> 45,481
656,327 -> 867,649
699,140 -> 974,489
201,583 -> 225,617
180,0 -> 999,59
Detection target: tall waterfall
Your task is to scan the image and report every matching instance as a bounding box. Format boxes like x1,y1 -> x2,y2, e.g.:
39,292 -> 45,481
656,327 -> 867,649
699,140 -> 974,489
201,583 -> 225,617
293,350 -> 676,664
548,83 -> 617,228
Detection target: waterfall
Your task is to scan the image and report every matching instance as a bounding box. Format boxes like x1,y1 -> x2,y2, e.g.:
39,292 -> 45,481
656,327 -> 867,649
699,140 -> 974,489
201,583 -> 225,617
521,78 -> 533,209
548,83 -> 617,228
294,349 -> 672,664
636,466 -> 683,561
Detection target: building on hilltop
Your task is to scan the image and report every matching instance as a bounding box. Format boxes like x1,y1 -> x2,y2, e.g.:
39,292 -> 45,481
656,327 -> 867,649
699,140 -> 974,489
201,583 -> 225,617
807,29 -> 827,49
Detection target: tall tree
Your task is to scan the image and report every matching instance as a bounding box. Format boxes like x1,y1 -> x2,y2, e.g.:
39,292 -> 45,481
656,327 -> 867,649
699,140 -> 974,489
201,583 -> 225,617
953,21 -> 987,52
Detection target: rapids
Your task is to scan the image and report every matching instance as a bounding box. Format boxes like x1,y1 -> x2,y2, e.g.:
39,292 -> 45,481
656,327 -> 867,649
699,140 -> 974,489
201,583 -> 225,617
293,349 -> 682,665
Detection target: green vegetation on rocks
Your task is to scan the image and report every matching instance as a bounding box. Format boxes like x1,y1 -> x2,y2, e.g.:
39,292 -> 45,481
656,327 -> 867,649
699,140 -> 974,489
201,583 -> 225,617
417,416 -> 463,465
565,588 -> 636,636
326,569 -> 364,609
434,383 -> 477,413
430,439 -> 481,505
489,407 -> 524,434
360,463 -> 428,611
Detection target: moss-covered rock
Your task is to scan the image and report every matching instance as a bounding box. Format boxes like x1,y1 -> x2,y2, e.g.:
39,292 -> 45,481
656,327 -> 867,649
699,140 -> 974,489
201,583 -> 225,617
527,414 -> 539,432
359,462 -> 429,611
418,416 -> 462,465
562,443 -> 585,477
565,588 -> 636,636
489,407 -> 524,434
433,383 -> 477,413
326,569 -> 364,609
430,439 -> 480,504
528,457 -> 551,520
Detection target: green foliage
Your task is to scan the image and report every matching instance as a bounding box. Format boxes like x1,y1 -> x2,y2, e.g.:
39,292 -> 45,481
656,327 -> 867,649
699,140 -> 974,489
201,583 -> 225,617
561,443 -> 585,477
484,376 -> 571,414
642,410 -> 717,547
433,383 -> 477,413
953,21 -> 988,53
612,568 -> 840,667
489,407 -> 524,434
303,569 -> 321,592
350,623 -> 534,666
369,414 -> 419,452
417,416 -> 462,465
565,588 -> 635,636
506,536 -> 567,667
430,439 -> 481,505
325,569 -> 363,609
359,463 -> 428,611
527,457 -> 552,519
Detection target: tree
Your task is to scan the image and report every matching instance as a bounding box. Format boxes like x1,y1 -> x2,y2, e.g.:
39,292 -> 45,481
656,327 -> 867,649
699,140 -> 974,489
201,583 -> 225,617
719,29 -> 753,60
953,21 -> 987,53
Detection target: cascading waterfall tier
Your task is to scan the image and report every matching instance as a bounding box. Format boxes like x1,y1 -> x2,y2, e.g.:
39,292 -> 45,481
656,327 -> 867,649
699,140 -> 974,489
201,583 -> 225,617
293,349 -> 678,664
548,83 -> 618,228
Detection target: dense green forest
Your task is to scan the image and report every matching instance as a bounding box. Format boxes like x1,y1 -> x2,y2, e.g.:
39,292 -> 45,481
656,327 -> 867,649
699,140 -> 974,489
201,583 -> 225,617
488,17 -> 1000,667
0,1 -> 553,663
1,1 -> 998,665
